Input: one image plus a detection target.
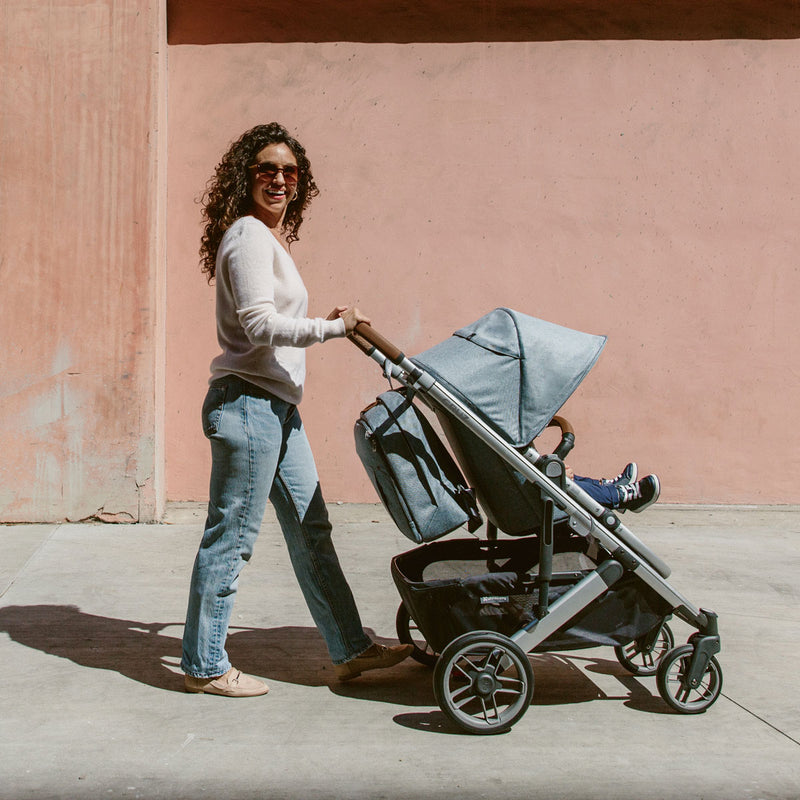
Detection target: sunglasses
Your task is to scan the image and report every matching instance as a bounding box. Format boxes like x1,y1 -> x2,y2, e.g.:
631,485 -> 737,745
248,161 -> 301,184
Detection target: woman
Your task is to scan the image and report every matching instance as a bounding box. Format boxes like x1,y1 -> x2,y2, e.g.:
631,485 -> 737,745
181,123 -> 411,697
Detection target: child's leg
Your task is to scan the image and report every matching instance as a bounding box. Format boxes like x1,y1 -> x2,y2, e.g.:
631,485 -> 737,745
573,475 -> 620,508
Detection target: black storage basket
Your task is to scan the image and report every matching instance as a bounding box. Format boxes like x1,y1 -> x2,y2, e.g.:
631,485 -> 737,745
391,536 -> 672,655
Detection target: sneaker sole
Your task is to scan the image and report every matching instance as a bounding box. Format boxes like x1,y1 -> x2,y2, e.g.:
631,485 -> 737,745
631,475 -> 660,513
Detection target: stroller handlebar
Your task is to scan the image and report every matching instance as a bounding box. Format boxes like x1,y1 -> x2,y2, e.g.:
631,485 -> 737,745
349,322 -> 405,364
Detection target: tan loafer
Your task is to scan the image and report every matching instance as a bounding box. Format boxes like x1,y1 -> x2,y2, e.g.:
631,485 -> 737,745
334,643 -> 413,681
184,667 -> 269,697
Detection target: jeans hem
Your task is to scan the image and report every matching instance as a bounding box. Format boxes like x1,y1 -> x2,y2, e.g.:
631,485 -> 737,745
331,637 -> 375,666
181,663 -> 232,679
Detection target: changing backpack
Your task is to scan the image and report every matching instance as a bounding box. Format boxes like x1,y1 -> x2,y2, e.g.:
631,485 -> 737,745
354,390 -> 482,543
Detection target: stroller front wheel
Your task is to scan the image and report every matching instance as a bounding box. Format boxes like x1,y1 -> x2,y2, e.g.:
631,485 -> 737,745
433,631 -> 534,735
656,644 -> 723,714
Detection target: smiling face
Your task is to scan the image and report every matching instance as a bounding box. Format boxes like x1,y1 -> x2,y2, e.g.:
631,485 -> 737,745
248,142 -> 300,229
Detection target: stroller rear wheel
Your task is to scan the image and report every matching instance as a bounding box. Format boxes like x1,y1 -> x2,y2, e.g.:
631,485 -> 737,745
656,644 -> 723,714
614,620 -> 674,676
395,602 -> 438,666
433,631 -> 534,735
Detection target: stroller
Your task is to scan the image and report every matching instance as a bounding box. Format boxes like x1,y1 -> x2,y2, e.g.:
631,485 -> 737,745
350,308 -> 722,734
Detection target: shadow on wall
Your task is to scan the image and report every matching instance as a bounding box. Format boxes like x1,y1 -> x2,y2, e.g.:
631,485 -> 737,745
167,0 -> 800,44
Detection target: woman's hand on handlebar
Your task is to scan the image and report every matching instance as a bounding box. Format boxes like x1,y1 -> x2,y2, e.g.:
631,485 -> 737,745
328,305 -> 371,333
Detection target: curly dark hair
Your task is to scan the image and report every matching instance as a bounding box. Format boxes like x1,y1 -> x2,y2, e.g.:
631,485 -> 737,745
199,122 -> 319,281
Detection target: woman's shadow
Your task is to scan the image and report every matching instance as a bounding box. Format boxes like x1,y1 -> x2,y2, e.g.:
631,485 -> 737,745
0,604 -> 193,692
0,604 -> 433,704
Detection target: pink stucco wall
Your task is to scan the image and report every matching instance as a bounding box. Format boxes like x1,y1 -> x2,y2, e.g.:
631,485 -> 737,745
3,2 -> 797,521
166,38 -> 800,505
0,1 -> 166,521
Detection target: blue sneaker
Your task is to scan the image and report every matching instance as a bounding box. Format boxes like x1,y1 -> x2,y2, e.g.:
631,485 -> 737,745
617,475 -> 660,513
603,462 -> 638,487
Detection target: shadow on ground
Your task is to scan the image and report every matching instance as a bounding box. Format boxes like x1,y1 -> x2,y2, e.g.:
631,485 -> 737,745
0,604 -> 668,721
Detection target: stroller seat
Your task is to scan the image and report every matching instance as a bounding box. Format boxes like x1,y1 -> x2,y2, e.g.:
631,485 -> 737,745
434,408 -> 554,536
435,403 -> 671,578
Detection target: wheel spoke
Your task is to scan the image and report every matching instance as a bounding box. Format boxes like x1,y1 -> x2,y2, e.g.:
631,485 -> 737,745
453,658 -> 479,681
461,654 -> 484,671
693,676 -> 713,701
497,675 -> 524,692
490,695 -> 501,720
485,647 -> 504,672
452,690 -> 478,710
676,684 -> 692,704
450,681 -> 475,701
477,697 -> 501,725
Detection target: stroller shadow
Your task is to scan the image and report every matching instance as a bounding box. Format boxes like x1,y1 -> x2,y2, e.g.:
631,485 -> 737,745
393,651 -> 669,735
537,652 -> 670,714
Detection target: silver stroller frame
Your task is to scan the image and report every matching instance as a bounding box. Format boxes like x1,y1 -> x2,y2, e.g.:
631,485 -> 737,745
351,320 -> 722,734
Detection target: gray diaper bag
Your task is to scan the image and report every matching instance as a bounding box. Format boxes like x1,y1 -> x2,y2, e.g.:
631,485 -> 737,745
354,389 -> 482,543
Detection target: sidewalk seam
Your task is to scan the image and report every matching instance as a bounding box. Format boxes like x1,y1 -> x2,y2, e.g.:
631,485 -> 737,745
0,524 -> 62,600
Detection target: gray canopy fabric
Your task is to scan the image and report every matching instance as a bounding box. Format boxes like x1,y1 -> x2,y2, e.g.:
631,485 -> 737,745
412,308 -> 607,448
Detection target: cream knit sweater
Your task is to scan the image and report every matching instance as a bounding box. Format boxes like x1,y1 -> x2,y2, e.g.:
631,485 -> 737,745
208,216 -> 346,404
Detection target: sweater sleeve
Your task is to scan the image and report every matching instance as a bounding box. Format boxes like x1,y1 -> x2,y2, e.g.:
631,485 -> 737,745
226,220 -> 346,347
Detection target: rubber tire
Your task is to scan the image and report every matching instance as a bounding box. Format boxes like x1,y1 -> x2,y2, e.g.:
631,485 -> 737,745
433,630 -> 534,735
656,643 -> 723,714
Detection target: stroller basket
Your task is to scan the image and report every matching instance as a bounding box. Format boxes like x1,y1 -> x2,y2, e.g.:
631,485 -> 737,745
392,536 -> 673,656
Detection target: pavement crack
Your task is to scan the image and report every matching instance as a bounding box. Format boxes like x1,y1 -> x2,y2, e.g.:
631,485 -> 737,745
722,692 -> 800,747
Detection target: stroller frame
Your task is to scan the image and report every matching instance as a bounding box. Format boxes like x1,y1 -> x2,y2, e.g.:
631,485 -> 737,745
350,321 -> 722,733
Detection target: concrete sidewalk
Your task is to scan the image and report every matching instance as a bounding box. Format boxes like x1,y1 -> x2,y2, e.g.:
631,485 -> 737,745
1,504 -> 798,800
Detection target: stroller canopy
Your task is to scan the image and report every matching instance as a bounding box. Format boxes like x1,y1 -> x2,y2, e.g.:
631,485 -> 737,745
412,308 -> 606,448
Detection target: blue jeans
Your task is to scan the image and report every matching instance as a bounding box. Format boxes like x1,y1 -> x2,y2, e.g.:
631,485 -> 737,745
181,376 -> 373,678
574,475 -> 620,508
